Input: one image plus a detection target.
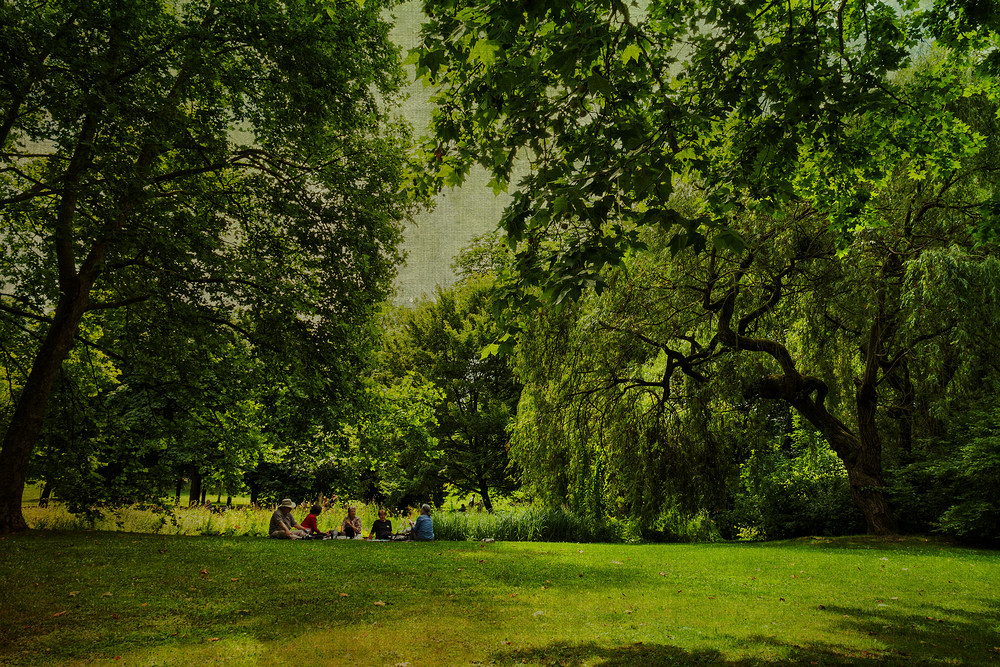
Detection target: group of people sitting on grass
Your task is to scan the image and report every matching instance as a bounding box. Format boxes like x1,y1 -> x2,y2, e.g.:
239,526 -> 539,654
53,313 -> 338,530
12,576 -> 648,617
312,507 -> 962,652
268,499 -> 434,542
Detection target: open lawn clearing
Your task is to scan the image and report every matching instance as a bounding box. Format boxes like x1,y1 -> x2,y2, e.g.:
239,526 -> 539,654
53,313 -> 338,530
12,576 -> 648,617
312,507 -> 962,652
1,532 -> 997,665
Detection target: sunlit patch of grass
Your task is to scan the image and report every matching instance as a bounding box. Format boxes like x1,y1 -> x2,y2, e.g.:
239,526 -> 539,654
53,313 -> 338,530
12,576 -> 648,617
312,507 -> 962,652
2,533 -> 997,665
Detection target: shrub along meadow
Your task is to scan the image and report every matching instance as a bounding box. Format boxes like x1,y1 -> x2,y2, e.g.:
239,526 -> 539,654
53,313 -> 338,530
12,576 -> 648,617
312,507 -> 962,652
20,502 -> 643,543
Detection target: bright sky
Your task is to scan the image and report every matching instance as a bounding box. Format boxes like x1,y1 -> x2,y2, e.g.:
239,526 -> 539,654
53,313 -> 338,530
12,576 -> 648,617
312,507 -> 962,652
389,1 -> 509,305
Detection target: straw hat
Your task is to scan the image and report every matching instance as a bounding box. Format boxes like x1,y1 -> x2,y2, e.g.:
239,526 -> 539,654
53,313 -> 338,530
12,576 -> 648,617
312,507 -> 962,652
279,499 -> 296,509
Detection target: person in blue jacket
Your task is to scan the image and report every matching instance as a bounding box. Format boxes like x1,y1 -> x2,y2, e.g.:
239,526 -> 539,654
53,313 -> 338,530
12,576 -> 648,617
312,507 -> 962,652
408,504 -> 434,541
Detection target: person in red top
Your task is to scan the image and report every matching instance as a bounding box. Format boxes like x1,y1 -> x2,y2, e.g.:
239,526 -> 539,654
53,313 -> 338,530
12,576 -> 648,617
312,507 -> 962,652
301,503 -> 333,538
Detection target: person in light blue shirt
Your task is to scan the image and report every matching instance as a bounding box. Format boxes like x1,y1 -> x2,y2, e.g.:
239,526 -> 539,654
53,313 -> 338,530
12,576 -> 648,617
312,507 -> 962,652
408,504 -> 434,541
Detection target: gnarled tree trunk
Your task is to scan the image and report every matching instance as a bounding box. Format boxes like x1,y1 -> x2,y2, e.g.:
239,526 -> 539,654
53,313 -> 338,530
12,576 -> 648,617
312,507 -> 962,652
714,250 -> 898,535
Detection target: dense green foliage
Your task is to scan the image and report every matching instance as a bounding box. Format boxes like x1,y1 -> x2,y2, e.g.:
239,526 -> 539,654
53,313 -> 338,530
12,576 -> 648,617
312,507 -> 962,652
374,245 -> 522,510
410,0 -> 1000,539
6,0 -> 1000,544
0,0 -> 420,530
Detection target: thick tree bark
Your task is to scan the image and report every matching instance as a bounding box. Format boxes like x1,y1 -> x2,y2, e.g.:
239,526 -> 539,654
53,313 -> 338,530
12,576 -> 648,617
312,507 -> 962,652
478,469 -> 494,513
0,292 -> 93,532
0,110 -> 104,534
714,256 -> 898,535
749,374 -> 898,535
188,469 -> 203,507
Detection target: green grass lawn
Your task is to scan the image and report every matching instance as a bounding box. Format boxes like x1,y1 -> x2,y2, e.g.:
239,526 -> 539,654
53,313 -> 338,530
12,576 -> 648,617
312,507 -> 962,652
1,532 -> 997,666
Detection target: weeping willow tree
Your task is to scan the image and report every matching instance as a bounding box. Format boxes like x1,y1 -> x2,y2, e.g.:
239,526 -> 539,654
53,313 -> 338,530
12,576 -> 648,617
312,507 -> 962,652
509,65 -> 1000,535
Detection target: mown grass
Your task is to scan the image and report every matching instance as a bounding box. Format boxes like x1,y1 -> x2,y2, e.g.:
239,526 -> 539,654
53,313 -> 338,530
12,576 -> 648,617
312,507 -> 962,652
1,531 -> 997,666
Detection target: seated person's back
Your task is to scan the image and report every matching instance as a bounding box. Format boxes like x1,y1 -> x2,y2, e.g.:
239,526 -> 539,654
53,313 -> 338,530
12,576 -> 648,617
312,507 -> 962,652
410,504 -> 434,541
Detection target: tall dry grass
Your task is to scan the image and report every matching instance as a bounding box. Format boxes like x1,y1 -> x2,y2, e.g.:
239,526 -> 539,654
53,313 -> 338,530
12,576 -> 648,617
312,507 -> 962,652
21,501 -> 397,537
20,502 -> 625,542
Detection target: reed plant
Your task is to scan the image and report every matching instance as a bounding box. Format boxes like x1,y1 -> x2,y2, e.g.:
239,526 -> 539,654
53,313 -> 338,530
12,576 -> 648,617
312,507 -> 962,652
21,502 -> 386,538
20,501 -> 625,542
432,506 -> 614,542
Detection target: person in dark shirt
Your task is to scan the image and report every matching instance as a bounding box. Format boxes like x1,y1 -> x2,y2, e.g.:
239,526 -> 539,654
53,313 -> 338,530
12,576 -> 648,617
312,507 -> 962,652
368,508 -> 393,540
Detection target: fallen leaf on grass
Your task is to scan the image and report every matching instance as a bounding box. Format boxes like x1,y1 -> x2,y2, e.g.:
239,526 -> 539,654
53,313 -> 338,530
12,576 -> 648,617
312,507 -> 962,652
102,592 -> 112,597
68,591 -> 80,597
611,560 -> 623,565
374,601 -> 386,606
207,638 -> 220,642
230,578 -> 239,582
339,593 -> 349,597
658,572 -> 667,576
199,569 -> 209,577
52,611 -> 67,618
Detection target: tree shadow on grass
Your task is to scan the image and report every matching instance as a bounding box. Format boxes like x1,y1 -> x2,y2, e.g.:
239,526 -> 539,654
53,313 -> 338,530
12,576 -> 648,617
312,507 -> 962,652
803,600 -> 1000,664
486,639 -> 878,665
489,640 -> 728,666
487,596 -> 1000,666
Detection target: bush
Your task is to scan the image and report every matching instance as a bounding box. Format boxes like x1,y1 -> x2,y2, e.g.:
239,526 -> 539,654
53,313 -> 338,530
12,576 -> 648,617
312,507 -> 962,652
431,506 -> 616,542
640,507 -> 724,543
721,422 -> 864,540
893,407 -> 1000,544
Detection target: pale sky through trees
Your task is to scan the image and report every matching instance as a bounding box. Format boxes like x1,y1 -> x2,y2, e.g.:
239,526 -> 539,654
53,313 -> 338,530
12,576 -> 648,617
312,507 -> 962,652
390,1 -> 508,304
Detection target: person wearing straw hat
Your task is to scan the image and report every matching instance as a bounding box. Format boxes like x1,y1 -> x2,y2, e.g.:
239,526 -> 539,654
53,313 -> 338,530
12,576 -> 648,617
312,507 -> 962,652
269,499 -> 309,539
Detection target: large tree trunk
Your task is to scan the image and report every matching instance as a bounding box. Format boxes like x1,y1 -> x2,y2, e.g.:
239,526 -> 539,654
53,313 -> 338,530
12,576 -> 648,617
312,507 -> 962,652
786,380 -> 897,536
716,249 -> 898,536
0,294 -> 92,533
478,471 -> 494,513
0,112 -> 103,534
749,377 -> 899,535
188,468 -> 203,507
